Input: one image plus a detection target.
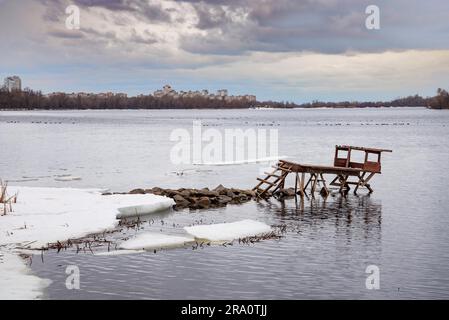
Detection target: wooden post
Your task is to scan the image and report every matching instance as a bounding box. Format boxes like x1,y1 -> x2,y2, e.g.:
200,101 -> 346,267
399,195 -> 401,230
300,172 -> 305,197
294,173 -> 299,195
346,148 -> 351,167
311,173 -> 318,195
354,172 -> 366,194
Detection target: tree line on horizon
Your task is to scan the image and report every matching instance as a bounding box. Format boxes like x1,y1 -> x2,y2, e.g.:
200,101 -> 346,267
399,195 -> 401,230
0,88 -> 448,110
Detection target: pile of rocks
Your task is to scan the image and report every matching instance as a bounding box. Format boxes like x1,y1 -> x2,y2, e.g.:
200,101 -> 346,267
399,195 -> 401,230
125,185 -> 299,210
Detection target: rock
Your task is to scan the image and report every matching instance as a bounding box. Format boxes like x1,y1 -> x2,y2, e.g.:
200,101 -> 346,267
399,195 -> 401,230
173,195 -> 190,208
129,188 -> 145,194
214,184 -> 228,195
188,197 -> 198,204
285,188 -> 296,197
206,190 -> 219,197
279,188 -> 296,197
187,189 -> 198,196
128,186 -> 255,210
150,187 -> 164,195
240,189 -> 256,198
196,197 -> 211,209
217,195 -> 232,205
226,190 -> 236,198
320,187 -> 329,197
165,189 -> 179,197
179,190 -> 191,198
231,197 -> 242,204
102,192 -> 112,196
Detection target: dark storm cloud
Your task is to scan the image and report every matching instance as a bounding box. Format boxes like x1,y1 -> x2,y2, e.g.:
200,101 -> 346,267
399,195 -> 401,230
37,0 -> 449,54
71,0 -> 135,11
178,0 -> 449,54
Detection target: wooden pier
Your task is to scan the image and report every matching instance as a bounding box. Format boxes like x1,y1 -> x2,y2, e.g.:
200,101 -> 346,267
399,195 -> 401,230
253,145 -> 392,198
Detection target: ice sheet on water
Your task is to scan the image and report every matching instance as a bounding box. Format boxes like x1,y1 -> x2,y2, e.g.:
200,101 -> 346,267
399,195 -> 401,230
54,175 -> 82,181
95,249 -> 145,256
193,156 -> 287,166
184,219 -> 272,241
116,197 -> 175,219
119,233 -> 194,250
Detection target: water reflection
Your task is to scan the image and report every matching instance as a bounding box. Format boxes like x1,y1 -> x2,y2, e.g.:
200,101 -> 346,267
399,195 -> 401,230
257,194 -> 382,240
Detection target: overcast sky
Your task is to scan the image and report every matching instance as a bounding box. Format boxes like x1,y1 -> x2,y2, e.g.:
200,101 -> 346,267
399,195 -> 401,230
1,0 -> 449,102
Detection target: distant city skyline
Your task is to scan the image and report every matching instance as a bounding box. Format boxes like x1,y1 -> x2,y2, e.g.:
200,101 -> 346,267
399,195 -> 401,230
6,78 -> 257,101
1,1 -> 449,103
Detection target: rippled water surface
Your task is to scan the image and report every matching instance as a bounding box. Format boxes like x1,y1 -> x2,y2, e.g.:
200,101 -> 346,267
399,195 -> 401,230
1,108 -> 449,299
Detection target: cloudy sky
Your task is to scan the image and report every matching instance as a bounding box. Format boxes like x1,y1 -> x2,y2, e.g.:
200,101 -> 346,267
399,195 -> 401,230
1,0 -> 449,102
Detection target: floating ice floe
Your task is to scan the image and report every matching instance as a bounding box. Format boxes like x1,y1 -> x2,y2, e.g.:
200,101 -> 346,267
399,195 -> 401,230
193,156 -> 288,166
116,197 -> 175,219
95,249 -> 145,256
54,175 -> 82,181
184,219 -> 272,241
119,233 -> 195,250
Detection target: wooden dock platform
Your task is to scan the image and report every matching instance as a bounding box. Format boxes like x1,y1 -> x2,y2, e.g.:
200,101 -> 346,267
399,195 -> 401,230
253,145 -> 392,198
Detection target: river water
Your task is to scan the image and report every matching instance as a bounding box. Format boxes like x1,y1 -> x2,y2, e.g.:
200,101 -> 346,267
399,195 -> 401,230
1,107 -> 448,299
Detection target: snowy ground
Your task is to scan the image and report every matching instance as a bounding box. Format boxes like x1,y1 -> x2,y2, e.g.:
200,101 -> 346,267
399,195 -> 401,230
0,186 -> 175,300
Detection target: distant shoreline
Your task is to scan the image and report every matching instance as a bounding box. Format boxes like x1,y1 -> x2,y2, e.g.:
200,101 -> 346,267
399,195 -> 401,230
0,106 -> 431,112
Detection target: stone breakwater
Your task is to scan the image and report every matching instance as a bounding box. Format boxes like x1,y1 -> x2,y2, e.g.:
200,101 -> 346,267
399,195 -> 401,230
107,185 -> 299,210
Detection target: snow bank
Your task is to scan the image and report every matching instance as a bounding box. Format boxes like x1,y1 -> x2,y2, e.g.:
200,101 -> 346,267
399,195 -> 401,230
120,233 -> 194,250
184,219 -> 272,241
0,186 -> 175,299
0,187 -> 175,249
0,252 -> 51,300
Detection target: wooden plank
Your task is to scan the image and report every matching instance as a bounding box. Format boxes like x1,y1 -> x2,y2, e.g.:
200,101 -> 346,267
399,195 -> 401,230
256,178 -> 275,185
271,165 -> 292,173
278,160 -> 361,176
265,172 -> 281,178
337,145 -> 392,153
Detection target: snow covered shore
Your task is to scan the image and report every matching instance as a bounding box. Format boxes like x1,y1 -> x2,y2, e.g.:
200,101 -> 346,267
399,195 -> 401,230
0,186 -> 273,299
0,186 -> 175,300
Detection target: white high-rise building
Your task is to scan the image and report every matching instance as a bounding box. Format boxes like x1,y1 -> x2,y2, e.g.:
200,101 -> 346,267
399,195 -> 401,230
4,76 -> 22,92
217,89 -> 228,97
